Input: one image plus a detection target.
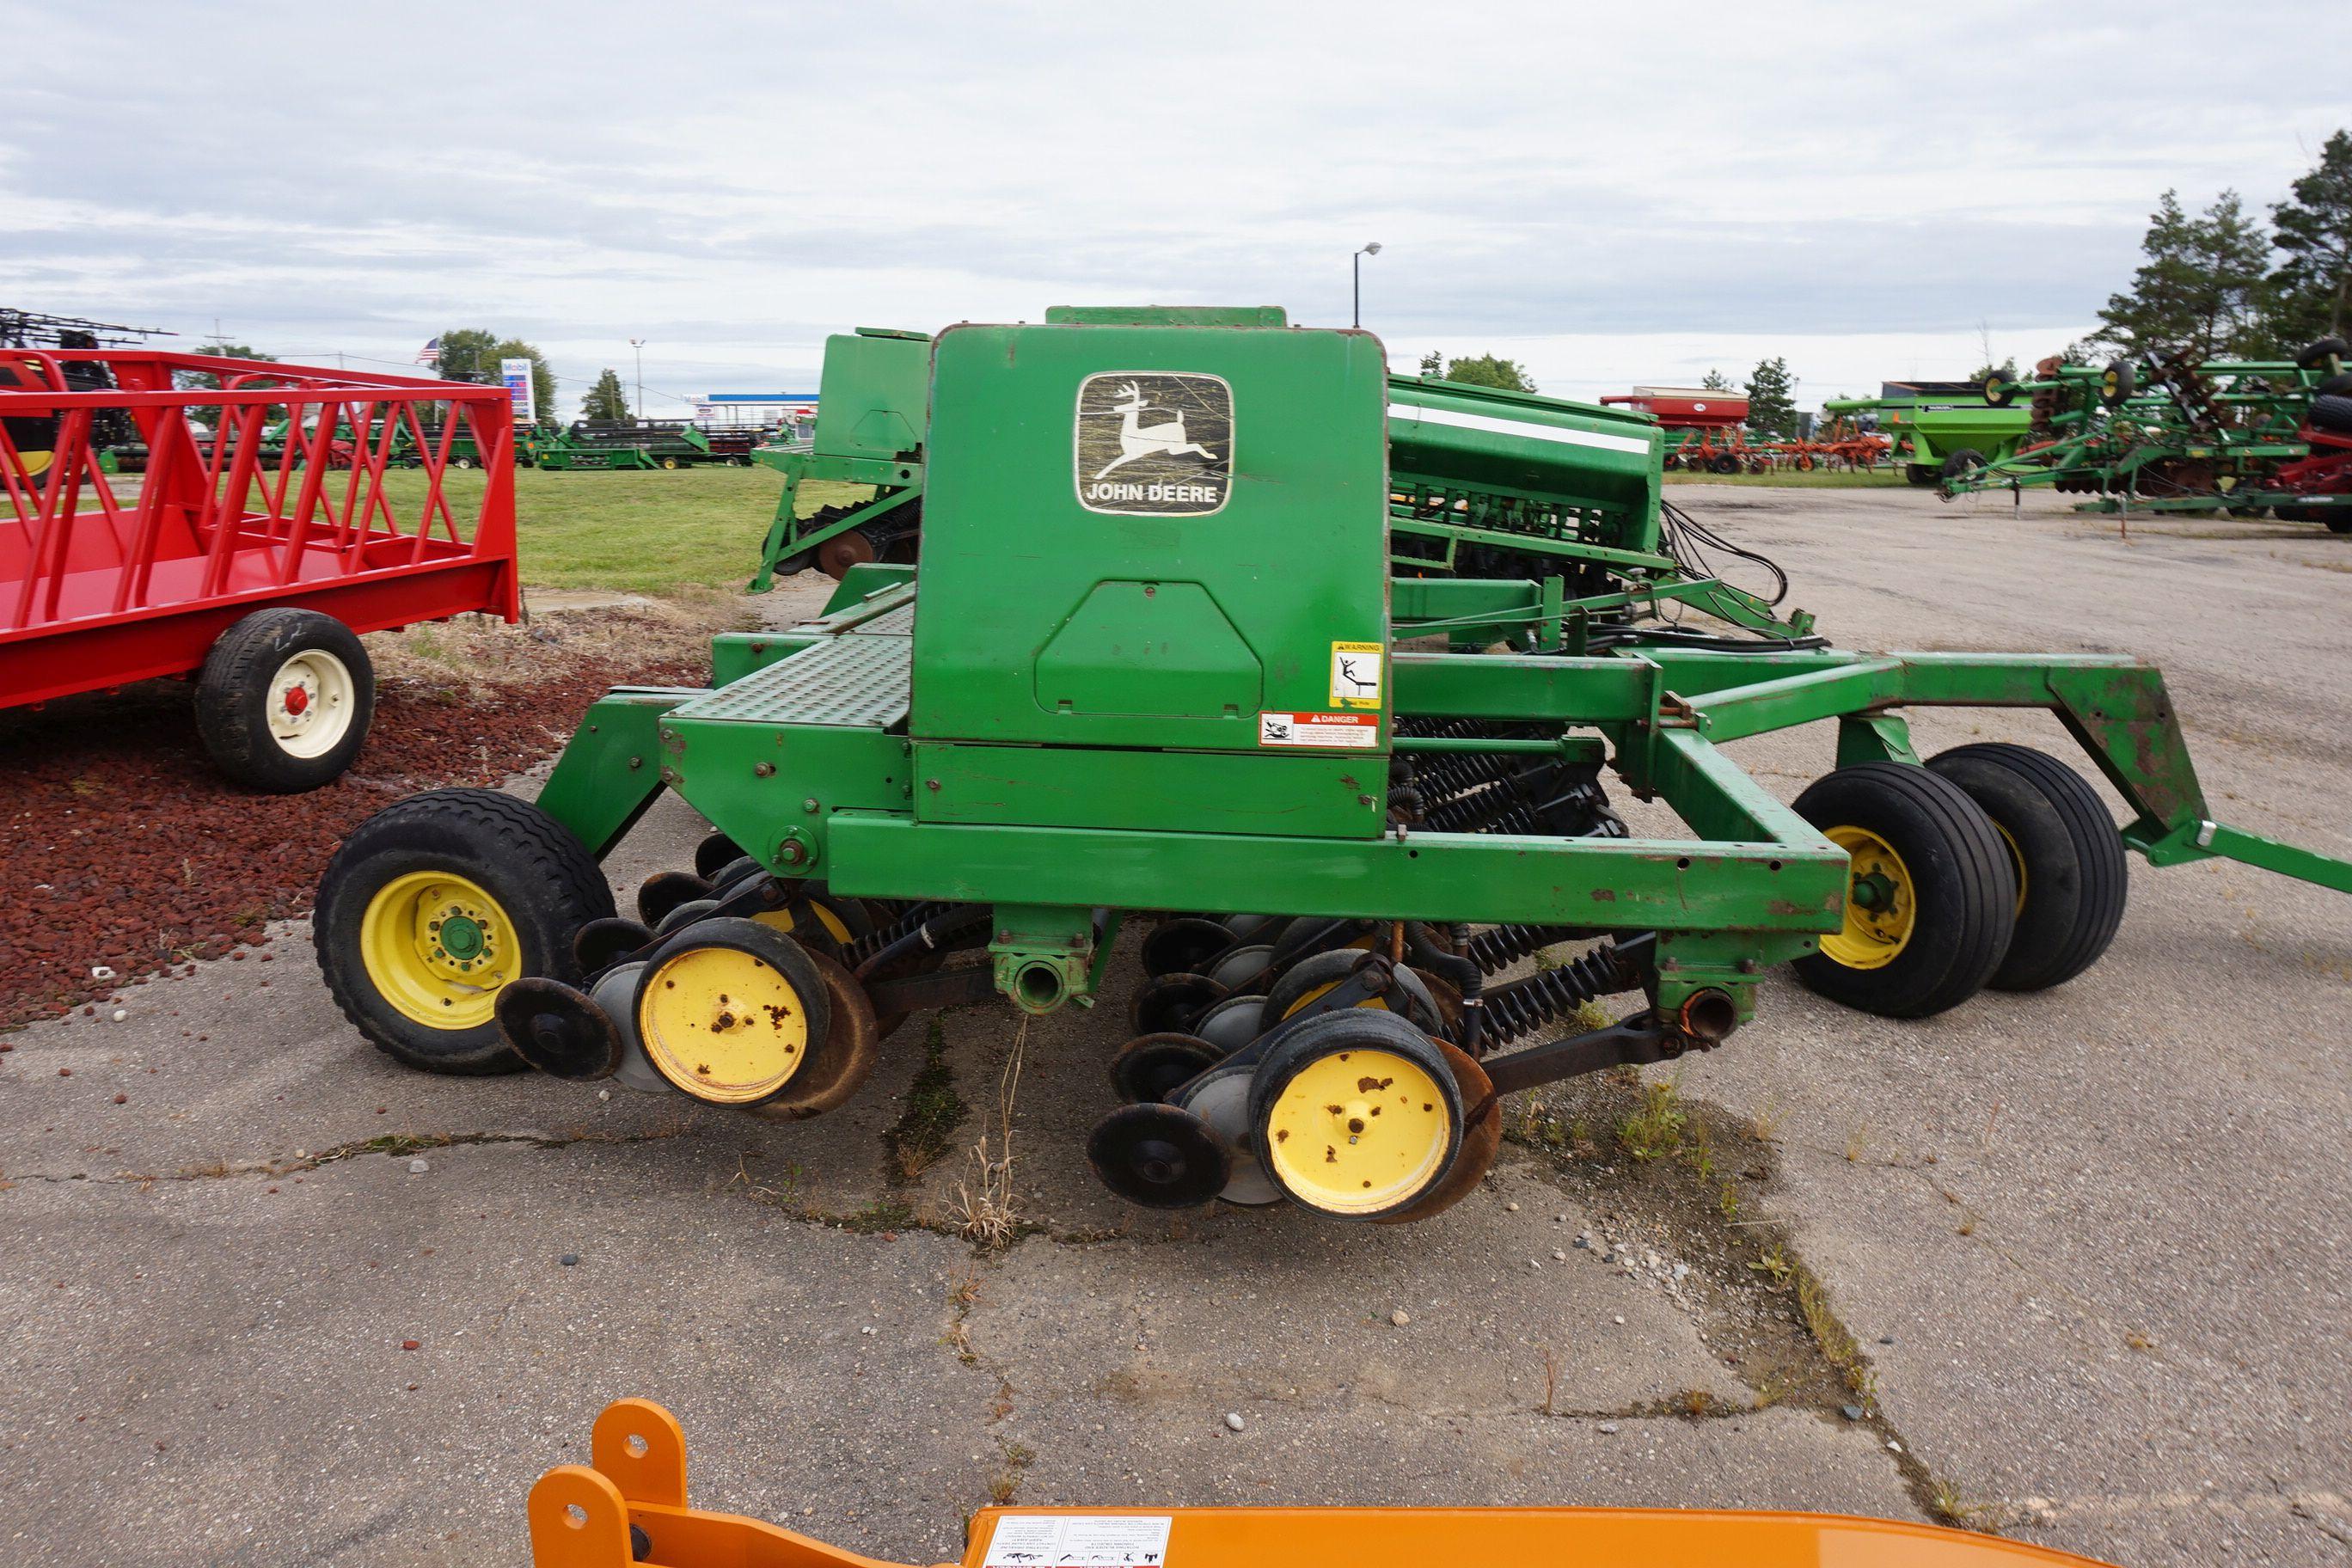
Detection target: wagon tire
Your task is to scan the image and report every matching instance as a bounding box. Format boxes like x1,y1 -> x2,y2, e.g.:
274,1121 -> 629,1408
194,609 -> 376,792
1905,464 -> 1936,487
1791,763 -> 2015,1018
315,788 -> 616,1074
1939,448 -> 1987,481
1926,744 -> 2127,992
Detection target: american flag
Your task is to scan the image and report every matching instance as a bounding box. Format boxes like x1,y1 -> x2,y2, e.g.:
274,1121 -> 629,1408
413,337 -> 439,366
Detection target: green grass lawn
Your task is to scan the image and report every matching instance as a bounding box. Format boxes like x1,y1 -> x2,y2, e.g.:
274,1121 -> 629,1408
1663,468 -> 1909,488
369,465 -> 866,594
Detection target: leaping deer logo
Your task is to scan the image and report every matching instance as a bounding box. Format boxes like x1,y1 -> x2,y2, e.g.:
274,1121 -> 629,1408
1090,381 -> 1218,480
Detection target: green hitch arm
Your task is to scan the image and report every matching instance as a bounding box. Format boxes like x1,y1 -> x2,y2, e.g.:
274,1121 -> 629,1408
532,688 -> 702,859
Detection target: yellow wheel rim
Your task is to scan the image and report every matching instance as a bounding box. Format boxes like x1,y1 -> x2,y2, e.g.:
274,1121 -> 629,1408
1993,822 -> 2027,920
752,900 -> 854,945
21,450 -> 52,478
636,943 -> 809,1104
1263,1047 -> 1455,1216
1277,977 -> 1397,1022
1821,825 -> 1914,970
359,872 -> 520,1029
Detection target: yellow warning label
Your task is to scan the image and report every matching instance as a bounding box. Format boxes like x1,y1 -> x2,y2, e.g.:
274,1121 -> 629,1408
1330,640 -> 1382,708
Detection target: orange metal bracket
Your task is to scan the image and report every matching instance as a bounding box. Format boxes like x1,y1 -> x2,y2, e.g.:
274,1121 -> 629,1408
528,1400 -> 2118,1568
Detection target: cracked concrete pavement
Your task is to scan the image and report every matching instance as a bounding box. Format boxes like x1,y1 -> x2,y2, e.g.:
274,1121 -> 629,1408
3,487 -> 2348,1567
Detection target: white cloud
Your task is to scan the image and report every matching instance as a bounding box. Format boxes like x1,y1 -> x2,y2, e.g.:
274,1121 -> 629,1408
3,0 -> 2345,412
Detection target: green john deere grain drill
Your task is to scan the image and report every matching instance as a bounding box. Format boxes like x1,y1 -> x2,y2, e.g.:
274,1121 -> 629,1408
315,307 -> 2352,1226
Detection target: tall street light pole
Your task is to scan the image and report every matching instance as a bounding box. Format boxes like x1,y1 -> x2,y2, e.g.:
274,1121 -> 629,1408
629,338 -> 646,422
1352,242 -> 1381,328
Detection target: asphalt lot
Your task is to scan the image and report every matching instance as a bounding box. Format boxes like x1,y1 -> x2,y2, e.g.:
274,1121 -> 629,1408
3,486 -> 2348,1567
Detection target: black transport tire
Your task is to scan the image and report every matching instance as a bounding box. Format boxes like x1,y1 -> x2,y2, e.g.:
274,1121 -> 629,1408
2294,337 -> 2349,370
1905,463 -> 1936,487
1792,763 -> 2016,1018
1940,448 -> 1988,481
2315,373 -> 2352,397
315,788 -> 616,1073
193,608 -> 376,792
2307,395 -> 2352,435
1926,744 -> 2128,992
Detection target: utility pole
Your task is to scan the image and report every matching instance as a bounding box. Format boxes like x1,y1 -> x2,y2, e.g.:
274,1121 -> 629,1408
629,339 -> 646,422
1352,243 -> 1381,328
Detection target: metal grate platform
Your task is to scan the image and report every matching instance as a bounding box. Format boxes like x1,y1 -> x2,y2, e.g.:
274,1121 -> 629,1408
670,632 -> 910,728
848,600 -> 916,636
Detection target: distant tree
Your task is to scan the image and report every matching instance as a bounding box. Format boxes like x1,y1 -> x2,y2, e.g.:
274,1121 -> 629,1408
432,328 -> 555,422
1417,352 -> 1536,393
173,340 -> 279,393
1966,358 -> 2019,385
1744,356 -> 1798,437
1700,368 -> 1736,391
581,368 -> 631,423
2268,128 -> 2352,344
2091,190 -> 2272,359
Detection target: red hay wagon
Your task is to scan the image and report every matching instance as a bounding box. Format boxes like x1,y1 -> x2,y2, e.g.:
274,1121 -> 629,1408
0,350 -> 519,790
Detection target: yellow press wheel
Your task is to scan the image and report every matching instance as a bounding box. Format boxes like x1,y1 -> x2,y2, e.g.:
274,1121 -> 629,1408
1249,1010 -> 1461,1221
1263,947 -> 1449,1038
632,918 -> 832,1106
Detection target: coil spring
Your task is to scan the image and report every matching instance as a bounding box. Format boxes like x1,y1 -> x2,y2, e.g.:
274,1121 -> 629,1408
1412,750 -> 1524,801
1463,923 -> 1582,976
1480,944 -> 1638,1047
845,901 -> 950,969
1422,781 -> 1523,834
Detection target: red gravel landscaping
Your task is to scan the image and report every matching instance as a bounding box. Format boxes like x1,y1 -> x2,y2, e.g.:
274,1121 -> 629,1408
0,611 -> 717,1029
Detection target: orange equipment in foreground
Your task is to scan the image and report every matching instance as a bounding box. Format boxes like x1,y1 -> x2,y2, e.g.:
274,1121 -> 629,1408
529,1400 -> 2116,1568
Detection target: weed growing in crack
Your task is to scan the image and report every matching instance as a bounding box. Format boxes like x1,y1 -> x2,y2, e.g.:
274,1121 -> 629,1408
987,1442 -> 1035,1505
952,1020 -> 1026,1249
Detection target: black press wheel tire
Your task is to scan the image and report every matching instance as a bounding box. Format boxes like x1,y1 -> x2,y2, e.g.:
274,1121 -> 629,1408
2315,373 -> 2352,398
1792,762 -> 2017,1019
1926,744 -> 2128,992
1939,448 -> 1988,481
194,608 -> 376,792
315,788 -> 617,1074
2306,394 -> 2352,436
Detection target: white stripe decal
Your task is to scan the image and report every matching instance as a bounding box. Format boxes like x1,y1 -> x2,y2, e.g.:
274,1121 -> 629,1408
1388,401 -> 1655,457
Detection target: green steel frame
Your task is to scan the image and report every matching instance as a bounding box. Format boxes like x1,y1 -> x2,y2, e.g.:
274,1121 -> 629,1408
529,313 -> 2351,1049
1945,350 -> 2351,519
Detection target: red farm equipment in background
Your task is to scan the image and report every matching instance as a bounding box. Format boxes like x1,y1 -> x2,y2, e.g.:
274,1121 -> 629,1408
0,349 -> 520,791
1602,386 -> 1759,473
1602,386 -> 1890,474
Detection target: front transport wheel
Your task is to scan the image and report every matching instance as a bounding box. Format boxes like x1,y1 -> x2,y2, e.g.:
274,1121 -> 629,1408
316,789 -> 616,1073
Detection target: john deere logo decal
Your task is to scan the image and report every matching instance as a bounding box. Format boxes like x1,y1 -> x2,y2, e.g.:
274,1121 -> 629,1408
1075,371 -> 1232,515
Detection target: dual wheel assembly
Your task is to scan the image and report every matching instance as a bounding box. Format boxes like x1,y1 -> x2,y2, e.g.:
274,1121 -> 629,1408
1795,744 -> 2128,1018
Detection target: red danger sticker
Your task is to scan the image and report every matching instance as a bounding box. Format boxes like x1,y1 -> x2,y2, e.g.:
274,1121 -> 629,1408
1259,711 -> 1379,749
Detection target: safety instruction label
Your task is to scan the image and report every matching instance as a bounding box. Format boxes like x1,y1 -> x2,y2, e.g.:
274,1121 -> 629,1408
1329,640 -> 1383,708
1259,710 -> 1379,749
983,1512 -> 1173,1566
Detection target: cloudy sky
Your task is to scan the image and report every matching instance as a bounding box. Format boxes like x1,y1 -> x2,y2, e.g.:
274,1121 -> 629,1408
6,2 -> 2348,416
